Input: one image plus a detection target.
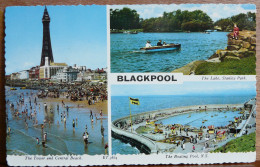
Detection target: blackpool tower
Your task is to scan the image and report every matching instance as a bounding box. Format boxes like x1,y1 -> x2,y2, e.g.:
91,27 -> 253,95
40,6 -> 54,66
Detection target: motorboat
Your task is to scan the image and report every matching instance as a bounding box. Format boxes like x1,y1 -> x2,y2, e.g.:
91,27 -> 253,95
140,43 -> 181,52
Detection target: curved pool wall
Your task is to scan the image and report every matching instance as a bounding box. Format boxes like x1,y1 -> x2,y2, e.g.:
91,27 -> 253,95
111,103 -> 243,154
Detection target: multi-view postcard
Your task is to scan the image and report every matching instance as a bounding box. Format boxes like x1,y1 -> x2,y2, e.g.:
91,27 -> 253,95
4,3 -> 257,166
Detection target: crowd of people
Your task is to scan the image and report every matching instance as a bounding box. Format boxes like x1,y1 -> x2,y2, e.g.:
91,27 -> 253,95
6,86 -> 108,154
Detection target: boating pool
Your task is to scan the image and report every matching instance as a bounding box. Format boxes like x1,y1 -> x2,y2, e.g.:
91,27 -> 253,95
156,110 -> 242,128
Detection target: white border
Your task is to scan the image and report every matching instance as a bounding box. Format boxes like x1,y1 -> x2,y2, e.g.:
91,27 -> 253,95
107,5 -> 112,156
7,152 -> 256,166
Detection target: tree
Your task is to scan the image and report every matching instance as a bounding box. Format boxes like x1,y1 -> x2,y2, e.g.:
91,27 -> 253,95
110,8 -> 141,30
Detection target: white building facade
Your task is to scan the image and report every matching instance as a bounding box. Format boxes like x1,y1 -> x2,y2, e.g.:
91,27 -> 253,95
18,70 -> 29,80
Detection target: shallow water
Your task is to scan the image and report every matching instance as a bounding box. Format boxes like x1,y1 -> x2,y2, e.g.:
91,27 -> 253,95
111,95 -> 254,154
6,87 -> 108,155
111,32 -> 229,73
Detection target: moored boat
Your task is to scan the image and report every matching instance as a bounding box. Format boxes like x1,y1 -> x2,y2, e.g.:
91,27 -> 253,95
20,87 -> 26,89
10,88 -> 17,90
140,43 -> 181,52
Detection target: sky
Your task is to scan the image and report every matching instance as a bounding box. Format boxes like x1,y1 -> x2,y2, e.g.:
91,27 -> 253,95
110,4 -> 256,21
5,5 -> 107,75
111,81 -> 256,96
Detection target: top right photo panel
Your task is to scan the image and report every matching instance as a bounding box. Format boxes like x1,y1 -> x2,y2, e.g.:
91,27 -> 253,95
110,4 -> 256,75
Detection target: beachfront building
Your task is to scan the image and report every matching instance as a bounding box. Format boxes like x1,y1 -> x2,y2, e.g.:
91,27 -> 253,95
39,57 -> 68,80
76,68 -> 107,81
72,64 -> 87,71
29,66 -> 40,80
76,69 -> 94,81
10,72 -> 20,80
5,75 -> 11,81
51,66 -> 79,82
18,70 -> 29,80
93,68 -> 107,80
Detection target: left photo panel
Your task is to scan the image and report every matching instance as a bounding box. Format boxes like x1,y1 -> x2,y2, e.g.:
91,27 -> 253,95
5,5 -> 108,155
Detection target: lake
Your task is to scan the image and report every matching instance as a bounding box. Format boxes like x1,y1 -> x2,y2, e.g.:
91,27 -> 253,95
111,32 -> 229,73
111,95 -> 254,154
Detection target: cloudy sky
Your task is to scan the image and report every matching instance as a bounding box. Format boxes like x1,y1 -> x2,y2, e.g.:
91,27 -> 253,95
111,81 -> 256,96
110,4 -> 256,21
5,5 -> 107,75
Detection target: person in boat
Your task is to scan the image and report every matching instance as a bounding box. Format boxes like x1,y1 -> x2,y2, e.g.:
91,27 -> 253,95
145,41 -> 152,47
163,41 -> 167,46
233,24 -> 239,40
157,40 -> 163,46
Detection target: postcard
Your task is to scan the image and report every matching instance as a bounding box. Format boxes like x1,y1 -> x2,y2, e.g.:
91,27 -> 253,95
4,3 -> 257,166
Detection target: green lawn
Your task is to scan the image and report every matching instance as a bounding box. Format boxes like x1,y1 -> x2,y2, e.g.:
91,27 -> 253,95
195,56 -> 256,75
212,132 -> 256,153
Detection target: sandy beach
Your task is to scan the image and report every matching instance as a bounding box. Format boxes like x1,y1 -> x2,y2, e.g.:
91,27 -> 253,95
40,97 -> 108,115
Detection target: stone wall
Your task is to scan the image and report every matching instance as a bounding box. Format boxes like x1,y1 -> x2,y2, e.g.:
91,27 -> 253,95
209,31 -> 256,61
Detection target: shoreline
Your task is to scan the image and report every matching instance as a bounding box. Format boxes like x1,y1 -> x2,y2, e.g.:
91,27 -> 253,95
171,30 -> 256,75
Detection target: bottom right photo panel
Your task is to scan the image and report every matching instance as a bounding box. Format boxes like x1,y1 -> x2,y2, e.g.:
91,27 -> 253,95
111,81 -> 256,155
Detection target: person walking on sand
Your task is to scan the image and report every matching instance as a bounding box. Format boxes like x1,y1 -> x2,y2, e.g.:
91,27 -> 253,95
192,145 -> 195,152
100,110 -> 103,117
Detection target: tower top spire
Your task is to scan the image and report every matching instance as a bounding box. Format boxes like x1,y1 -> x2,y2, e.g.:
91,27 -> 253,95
42,6 -> 50,22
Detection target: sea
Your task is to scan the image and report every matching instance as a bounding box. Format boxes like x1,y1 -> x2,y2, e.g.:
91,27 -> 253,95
111,32 -> 229,73
6,87 -> 108,155
111,95 -> 255,154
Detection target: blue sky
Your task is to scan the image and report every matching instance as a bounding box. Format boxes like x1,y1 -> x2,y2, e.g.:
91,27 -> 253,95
111,4 -> 256,21
111,81 -> 256,96
5,5 -> 107,74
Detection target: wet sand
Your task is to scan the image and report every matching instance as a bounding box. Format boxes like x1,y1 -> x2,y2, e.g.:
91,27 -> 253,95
40,97 -> 108,115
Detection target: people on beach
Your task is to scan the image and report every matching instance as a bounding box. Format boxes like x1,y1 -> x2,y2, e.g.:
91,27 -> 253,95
104,143 -> 108,155
83,132 -> 89,145
7,85 -> 108,154
44,132 -> 47,141
101,125 -> 105,138
73,119 -> 75,129
90,110 -> 93,119
36,137 -> 40,145
7,126 -> 11,135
